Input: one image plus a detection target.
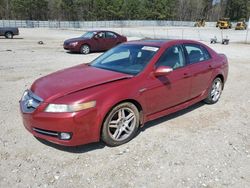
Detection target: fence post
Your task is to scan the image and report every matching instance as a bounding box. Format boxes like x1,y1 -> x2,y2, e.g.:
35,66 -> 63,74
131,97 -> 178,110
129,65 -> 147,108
221,30 -> 223,41
245,29 -> 249,44
198,29 -> 201,40
153,26 -> 156,39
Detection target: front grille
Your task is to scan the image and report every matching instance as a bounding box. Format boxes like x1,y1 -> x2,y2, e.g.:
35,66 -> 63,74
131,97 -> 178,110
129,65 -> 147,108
33,127 -> 58,137
20,90 -> 43,113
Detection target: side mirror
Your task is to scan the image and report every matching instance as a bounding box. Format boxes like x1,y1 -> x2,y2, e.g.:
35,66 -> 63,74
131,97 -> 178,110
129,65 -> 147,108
94,35 -> 99,39
154,66 -> 173,77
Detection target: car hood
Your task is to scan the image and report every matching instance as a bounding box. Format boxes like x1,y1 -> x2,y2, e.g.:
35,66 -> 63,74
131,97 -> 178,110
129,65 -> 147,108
64,37 -> 88,44
31,64 -> 132,102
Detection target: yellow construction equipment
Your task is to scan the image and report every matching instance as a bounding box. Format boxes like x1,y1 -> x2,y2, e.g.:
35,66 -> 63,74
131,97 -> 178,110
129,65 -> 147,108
194,19 -> 205,27
235,19 -> 247,30
216,18 -> 232,29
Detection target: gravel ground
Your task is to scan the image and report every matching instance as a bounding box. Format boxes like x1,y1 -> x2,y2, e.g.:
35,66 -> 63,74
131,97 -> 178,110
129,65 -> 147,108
0,28 -> 249,188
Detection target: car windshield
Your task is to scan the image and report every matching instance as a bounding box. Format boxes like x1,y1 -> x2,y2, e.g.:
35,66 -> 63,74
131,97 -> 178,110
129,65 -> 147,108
81,31 -> 96,38
91,44 -> 159,75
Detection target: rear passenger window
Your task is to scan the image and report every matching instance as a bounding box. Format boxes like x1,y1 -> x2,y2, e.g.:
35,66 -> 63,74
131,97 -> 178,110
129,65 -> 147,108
106,32 -> 117,39
184,44 -> 211,64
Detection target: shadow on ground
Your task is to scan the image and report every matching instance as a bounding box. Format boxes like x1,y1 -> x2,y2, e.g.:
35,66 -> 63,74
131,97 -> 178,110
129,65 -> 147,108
36,137 -> 106,153
0,37 -> 24,40
141,101 -> 205,132
66,51 -> 104,55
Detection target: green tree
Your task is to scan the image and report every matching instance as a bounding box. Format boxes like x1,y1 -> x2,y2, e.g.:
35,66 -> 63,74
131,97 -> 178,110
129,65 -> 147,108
225,0 -> 249,21
11,0 -> 48,20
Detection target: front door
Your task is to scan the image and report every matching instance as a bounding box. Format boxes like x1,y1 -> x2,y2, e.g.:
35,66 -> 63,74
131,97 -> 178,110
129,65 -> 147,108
93,32 -> 106,51
142,45 -> 192,115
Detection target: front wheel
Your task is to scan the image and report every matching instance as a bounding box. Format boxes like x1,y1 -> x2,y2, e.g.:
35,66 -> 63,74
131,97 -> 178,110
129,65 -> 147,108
80,44 -> 90,54
5,32 -> 13,39
204,77 -> 223,104
101,102 -> 140,146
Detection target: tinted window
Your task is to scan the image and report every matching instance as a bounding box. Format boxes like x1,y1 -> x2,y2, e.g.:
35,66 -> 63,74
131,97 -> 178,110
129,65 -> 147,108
91,44 -> 159,75
106,32 -> 117,39
184,44 -> 211,64
156,45 -> 185,69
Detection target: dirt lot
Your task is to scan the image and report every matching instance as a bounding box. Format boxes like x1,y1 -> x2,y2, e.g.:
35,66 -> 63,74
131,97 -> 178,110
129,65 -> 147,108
0,28 -> 250,188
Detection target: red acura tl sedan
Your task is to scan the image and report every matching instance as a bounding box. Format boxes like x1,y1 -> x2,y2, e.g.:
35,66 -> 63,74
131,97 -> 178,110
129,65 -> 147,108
20,40 -> 228,147
63,30 -> 127,54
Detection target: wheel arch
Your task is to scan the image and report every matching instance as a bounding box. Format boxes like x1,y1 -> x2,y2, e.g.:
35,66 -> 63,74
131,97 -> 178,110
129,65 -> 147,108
99,98 -> 144,138
215,74 -> 225,89
5,31 -> 13,38
5,31 -> 13,35
80,43 -> 91,52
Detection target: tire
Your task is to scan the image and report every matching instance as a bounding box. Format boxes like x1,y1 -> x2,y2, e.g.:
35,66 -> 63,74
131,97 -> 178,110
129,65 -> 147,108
101,102 -> 140,146
5,32 -> 13,39
204,77 -> 223,104
80,44 -> 90,54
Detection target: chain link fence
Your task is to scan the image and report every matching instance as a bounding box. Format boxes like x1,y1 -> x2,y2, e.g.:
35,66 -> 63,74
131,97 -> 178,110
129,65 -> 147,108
0,20 -> 249,43
0,20 -> 218,28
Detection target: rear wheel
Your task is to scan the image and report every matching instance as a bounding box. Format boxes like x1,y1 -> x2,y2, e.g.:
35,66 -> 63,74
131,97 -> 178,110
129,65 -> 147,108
5,32 -> 13,39
101,102 -> 140,146
204,77 -> 223,104
80,44 -> 90,54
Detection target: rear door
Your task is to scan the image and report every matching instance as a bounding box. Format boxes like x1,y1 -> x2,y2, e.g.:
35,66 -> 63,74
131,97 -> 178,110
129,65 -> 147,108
183,44 -> 213,99
104,31 -> 119,50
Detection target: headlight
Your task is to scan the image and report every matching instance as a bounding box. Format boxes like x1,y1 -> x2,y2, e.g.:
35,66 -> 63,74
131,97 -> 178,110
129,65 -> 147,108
45,101 -> 96,113
70,42 -> 78,46
21,90 -> 29,101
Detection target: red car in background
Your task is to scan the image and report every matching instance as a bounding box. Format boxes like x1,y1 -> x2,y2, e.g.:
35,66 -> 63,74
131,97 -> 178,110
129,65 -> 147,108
20,40 -> 228,147
63,30 -> 127,54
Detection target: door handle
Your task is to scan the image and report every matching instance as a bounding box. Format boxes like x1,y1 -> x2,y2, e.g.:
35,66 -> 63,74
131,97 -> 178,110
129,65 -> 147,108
208,65 -> 213,69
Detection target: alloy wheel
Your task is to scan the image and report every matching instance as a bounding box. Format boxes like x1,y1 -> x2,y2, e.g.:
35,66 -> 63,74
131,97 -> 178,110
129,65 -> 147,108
108,107 -> 136,141
210,79 -> 222,102
81,45 -> 90,54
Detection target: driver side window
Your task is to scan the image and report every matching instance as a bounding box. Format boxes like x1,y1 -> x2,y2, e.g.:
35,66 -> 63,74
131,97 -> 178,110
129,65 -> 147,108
156,45 -> 185,69
97,32 -> 105,38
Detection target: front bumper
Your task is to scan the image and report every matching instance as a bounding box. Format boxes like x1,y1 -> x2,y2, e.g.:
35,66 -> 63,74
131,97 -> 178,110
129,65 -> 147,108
63,44 -> 79,52
20,105 -> 101,146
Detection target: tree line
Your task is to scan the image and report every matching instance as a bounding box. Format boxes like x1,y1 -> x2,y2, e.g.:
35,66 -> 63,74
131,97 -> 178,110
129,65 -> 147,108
0,0 -> 249,21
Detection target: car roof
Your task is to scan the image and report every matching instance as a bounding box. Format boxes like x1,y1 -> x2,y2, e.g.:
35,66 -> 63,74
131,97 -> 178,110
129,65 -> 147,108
125,39 -> 201,47
89,30 -> 116,33
126,39 -> 171,47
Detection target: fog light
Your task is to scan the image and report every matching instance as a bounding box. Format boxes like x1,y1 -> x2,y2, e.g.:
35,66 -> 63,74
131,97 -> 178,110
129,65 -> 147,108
59,132 -> 72,140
